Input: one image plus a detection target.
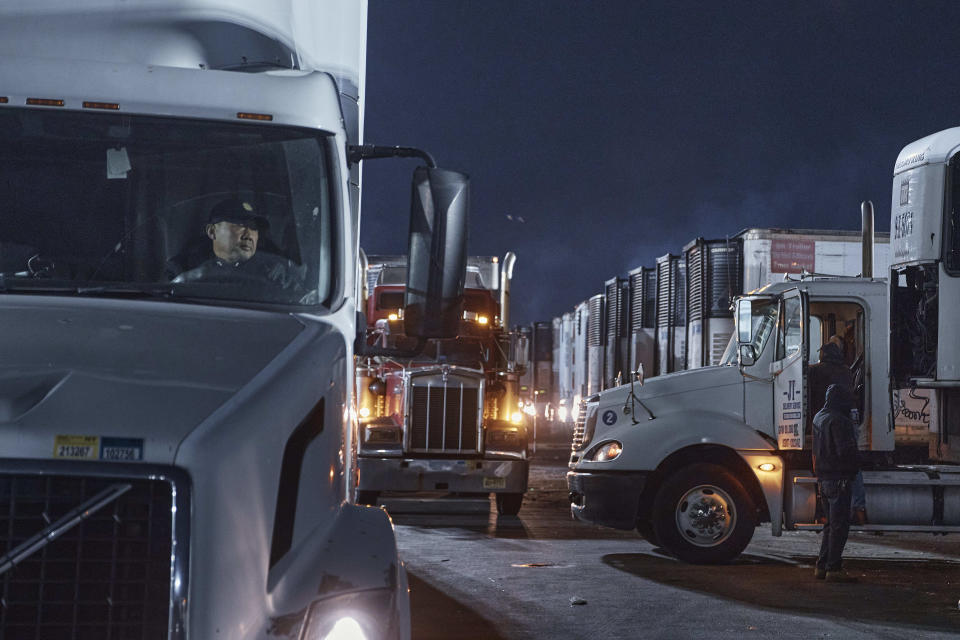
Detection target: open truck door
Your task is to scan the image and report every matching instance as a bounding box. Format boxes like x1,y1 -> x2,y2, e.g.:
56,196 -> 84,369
771,288 -> 809,450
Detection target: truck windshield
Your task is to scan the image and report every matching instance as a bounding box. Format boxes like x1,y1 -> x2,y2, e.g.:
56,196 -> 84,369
720,298 -> 778,365
0,108 -> 334,306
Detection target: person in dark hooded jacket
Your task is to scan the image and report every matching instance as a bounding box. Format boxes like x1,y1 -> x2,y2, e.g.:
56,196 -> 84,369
810,337 -> 868,524
812,382 -> 860,582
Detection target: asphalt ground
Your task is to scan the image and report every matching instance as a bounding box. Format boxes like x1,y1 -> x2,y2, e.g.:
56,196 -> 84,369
381,444 -> 960,639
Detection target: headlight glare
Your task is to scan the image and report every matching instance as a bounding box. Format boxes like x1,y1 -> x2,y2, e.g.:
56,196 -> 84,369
510,411 -> 523,424
301,589 -> 398,640
325,617 -> 366,640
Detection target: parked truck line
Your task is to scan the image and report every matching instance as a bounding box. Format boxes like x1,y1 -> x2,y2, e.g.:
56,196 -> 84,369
566,128 -> 960,563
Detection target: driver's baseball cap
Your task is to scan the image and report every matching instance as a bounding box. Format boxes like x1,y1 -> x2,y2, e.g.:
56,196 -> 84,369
207,198 -> 269,231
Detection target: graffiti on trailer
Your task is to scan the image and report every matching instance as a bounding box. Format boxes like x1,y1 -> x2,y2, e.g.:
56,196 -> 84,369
893,388 -> 931,425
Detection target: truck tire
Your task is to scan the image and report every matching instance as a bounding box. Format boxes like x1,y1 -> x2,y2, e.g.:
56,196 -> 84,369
355,490 -> 380,506
636,519 -> 660,547
495,492 -> 523,516
651,463 -> 755,564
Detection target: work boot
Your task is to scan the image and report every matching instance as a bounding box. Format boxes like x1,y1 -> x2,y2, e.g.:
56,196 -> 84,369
825,569 -> 858,583
814,566 -> 826,580
852,508 -> 868,525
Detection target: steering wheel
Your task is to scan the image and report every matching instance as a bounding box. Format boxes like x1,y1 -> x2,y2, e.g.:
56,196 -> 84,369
27,254 -> 58,278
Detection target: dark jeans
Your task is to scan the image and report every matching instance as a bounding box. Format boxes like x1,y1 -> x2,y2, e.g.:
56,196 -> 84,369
817,478 -> 853,571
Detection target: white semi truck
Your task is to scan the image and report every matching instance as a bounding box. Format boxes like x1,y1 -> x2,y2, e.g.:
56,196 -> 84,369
568,129 -> 960,564
0,1 -> 469,637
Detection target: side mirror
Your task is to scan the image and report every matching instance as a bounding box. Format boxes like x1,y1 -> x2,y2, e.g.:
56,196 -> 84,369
404,167 -> 469,339
739,344 -> 756,367
505,330 -> 529,373
737,299 -> 753,343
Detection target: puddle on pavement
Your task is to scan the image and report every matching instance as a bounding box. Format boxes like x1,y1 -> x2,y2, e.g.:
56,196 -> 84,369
603,552 -> 960,632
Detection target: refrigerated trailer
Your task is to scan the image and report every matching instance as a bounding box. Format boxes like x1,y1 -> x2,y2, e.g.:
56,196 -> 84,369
604,276 -> 630,390
684,237 -> 743,370
627,266 -> 658,384
555,312 -> 576,423
889,126 -> 960,464
655,254 -> 687,376
685,229 -> 892,370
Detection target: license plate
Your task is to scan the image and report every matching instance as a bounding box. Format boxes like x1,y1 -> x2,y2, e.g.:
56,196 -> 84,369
482,477 -> 506,489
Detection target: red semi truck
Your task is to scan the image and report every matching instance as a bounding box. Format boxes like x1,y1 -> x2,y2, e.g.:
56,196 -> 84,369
355,254 -> 531,515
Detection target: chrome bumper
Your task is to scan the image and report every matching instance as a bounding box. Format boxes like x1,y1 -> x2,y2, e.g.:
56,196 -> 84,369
357,457 -> 528,493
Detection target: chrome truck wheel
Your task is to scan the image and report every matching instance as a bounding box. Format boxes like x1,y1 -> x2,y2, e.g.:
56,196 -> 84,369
652,463 -> 755,564
675,484 -> 736,547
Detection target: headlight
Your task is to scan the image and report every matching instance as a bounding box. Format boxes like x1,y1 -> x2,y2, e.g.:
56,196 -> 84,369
523,404 -> 536,416
558,406 -> 568,422
325,617 -> 366,640
358,407 -> 371,419
591,441 -> 622,462
510,411 -> 523,424
301,588 -> 401,640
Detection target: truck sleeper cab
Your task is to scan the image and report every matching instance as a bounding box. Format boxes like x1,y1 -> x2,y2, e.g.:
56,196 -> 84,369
569,277 -> 960,563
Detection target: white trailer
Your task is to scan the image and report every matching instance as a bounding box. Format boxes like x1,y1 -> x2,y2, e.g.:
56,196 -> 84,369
572,299 -> 591,410
0,1 -> 469,636
555,312 -> 576,423
685,228 -> 892,371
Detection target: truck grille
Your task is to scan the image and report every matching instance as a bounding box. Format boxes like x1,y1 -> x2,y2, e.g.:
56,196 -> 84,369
0,473 -> 174,639
571,402 -> 589,451
408,373 -> 482,453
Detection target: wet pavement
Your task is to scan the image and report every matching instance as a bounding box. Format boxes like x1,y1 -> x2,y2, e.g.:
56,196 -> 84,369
383,445 -> 960,639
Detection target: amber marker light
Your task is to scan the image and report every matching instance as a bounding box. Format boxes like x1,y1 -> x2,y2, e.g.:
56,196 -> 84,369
237,112 -> 273,121
83,101 -> 120,110
26,98 -> 64,107
758,463 -> 776,472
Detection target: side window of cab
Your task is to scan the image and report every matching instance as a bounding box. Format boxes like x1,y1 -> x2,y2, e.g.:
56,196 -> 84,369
775,296 -> 803,360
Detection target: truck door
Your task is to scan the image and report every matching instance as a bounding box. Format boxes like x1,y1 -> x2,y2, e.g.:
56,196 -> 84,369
771,289 -> 809,450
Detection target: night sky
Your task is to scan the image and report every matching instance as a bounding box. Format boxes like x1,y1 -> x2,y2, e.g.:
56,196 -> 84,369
361,1 -> 960,326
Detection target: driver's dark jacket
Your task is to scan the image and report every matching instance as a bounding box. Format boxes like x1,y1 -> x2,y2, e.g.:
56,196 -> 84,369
812,384 -> 859,481
172,252 -> 304,290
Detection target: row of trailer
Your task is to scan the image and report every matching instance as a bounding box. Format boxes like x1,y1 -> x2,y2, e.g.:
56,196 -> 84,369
525,226 -> 905,429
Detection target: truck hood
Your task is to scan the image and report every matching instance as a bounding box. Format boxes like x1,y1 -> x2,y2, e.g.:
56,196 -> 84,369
0,296 -> 304,464
633,365 -> 742,404
596,364 -> 744,427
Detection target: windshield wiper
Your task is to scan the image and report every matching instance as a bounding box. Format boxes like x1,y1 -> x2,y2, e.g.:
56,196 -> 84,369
0,279 -> 176,298
74,284 -> 176,298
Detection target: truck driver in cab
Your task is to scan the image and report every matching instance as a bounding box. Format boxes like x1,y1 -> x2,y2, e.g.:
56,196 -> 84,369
173,198 -> 304,291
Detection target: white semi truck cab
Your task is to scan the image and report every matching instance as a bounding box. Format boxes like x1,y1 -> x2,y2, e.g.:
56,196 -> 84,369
0,1 -> 470,637
569,128 -> 960,564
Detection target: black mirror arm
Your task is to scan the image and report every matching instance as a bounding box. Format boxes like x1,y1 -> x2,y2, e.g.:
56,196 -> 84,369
348,144 -> 437,168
